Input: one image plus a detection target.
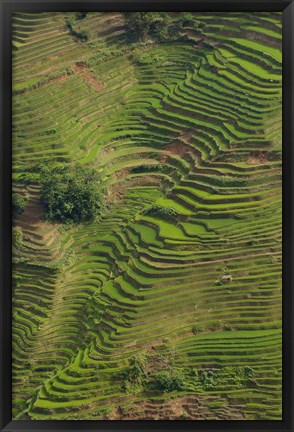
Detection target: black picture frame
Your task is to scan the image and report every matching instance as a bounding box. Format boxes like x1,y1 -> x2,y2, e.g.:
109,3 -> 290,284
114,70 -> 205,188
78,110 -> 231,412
0,0 -> 293,431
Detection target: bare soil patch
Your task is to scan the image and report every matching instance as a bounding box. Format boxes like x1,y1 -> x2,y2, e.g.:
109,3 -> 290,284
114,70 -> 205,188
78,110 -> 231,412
14,189 -> 61,253
111,395 -> 205,420
71,62 -> 105,92
162,129 -> 200,165
246,150 -> 270,165
127,175 -> 162,187
105,169 -> 130,204
98,24 -> 125,38
105,170 -> 161,205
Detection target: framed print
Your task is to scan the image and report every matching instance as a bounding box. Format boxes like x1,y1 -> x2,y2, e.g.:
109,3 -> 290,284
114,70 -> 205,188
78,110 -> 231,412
1,0 -> 293,431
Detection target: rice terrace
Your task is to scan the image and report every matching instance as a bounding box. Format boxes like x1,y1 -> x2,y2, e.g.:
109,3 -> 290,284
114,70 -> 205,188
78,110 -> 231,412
12,11 -> 282,421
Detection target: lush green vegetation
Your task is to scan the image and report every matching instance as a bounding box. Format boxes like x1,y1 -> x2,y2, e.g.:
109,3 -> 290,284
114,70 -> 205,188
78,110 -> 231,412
118,354 -> 148,393
12,192 -> 29,215
65,14 -> 91,42
12,11 -> 282,421
152,369 -> 186,392
39,164 -> 103,223
144,205 -> 178,220
125,12 -> 171,42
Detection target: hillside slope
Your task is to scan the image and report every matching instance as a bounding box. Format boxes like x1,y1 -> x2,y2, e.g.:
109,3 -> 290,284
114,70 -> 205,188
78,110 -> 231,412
12,12 -> 282,420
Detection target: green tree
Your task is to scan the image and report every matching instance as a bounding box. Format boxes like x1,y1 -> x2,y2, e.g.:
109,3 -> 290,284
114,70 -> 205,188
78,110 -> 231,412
125,12 -> 169,42
12,192 -> 29,215
125,12 -> 151,42
115,354 -> 148,394
40,164 -> 103,223
120,354 -> 147,393
153,369 -> 186,392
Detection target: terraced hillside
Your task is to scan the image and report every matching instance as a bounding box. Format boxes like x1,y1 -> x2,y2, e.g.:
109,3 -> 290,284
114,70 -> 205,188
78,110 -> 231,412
12,12 -> 282,420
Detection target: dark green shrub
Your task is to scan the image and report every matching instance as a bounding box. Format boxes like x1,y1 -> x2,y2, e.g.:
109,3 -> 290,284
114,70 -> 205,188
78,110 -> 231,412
12,192 -> 29,215
144,205 -> 178,220
192,326 -> 203,335
12,273 -> 23,288
244,366 -> 256,386
119,354 -> 147,393
76,12 -> 88,20
18,172 -> 41,185
199,370 -> 216,390
153,369 -> 186,392
131,164 -> 170,174
188,367 -> 198,378
66,20 -> 91,42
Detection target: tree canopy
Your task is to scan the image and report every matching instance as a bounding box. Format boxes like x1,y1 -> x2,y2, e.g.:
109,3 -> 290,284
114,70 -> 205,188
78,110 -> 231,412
152,369 -> 186,392
40,164 -> 103,223
125,12 -> 173,42
124,12 -> 193,43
